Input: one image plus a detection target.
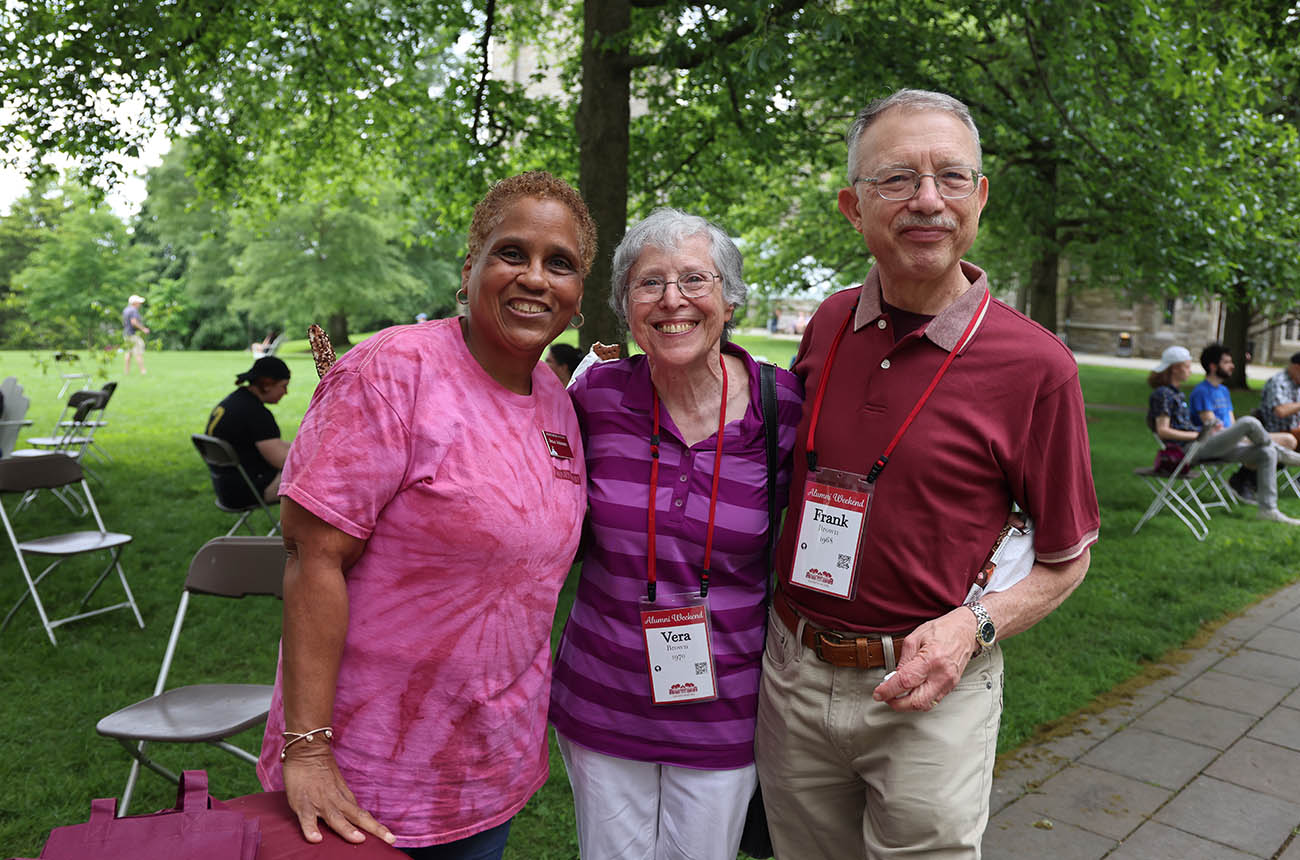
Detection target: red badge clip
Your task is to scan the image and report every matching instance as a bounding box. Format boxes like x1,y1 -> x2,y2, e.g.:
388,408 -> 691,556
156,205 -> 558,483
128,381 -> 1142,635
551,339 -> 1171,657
542,430 -> 574,460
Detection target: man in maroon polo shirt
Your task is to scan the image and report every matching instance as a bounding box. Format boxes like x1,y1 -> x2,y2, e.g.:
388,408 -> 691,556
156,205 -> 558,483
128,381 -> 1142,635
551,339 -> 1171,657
753,89 -> 1100,858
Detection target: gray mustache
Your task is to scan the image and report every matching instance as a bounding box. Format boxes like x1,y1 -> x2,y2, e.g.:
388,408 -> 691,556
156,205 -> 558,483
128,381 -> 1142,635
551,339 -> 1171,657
897,216 -> 957,230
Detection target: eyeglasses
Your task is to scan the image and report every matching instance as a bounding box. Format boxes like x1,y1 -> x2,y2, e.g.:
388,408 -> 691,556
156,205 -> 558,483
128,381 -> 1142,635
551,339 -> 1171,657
629,271 -> 722,303
853,167 -> 982,201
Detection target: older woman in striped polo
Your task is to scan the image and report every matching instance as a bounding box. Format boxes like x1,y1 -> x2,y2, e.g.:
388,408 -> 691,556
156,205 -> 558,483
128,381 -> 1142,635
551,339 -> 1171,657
549,208 -> 802,859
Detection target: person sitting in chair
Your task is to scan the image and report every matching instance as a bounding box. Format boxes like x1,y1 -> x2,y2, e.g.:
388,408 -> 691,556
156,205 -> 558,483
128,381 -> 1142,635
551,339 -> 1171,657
1147,345 -> 1300,524
205,356 -> 292,505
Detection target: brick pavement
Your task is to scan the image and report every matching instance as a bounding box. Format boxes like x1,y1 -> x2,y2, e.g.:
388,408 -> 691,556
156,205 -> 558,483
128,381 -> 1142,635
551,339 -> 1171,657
984,580 -> 1300,858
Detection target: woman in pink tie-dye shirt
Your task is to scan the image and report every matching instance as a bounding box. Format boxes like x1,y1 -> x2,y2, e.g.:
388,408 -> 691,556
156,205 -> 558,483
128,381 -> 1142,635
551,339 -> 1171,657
257,172 -> 594,860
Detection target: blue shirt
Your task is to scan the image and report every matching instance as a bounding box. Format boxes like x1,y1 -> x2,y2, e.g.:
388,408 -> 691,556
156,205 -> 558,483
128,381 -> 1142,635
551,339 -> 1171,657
1189,379 -> 1233,429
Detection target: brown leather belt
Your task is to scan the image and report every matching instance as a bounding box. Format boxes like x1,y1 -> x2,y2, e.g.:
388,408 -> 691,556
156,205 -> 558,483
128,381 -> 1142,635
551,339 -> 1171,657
774,588 -> 905,670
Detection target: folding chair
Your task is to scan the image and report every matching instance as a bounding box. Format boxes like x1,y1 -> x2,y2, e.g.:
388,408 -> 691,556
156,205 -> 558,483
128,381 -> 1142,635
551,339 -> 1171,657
13,391 -> 108,481
96,535 -> 286,815
0,376 -> 32,458
0,453 -> 145,645
191,434 -> 281,536
58,381 -> 117,464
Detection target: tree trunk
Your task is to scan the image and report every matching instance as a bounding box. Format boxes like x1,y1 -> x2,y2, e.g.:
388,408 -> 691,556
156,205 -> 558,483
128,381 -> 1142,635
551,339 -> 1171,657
1027,247 -> 1060,334
575,0 -> 631,352
1025,158 -> 1060,333
1221,283 -> 1252,390
327,311 -> 350,348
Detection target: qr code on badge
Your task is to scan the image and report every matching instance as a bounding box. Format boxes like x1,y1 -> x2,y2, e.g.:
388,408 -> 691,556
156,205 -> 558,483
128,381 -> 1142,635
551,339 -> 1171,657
695,662 -> 708,675
837,553 -> 851,570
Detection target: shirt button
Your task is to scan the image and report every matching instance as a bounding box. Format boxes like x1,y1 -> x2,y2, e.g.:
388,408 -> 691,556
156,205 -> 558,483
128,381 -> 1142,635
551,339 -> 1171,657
674,499 -> 683,507
881,359 -> 891,369
877,319 -> 887,329
679,474 -> 688,482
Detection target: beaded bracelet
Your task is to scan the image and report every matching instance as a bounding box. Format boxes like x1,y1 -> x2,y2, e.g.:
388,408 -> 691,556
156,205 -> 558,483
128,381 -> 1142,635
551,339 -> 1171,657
280,726 -> 334,761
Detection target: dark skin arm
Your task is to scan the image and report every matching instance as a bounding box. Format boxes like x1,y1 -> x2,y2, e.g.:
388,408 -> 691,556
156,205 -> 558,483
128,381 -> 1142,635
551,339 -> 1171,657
279,497 -> 396,845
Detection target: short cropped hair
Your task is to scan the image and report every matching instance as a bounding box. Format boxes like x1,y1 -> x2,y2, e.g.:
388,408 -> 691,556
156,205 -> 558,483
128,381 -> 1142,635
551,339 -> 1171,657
548,343 -> 583,376
1289,352 -> 1300,366
608,208 -> 747,333
1199,342 -> 1230,375
846,89 -> 982,186
467,171 -> 597,276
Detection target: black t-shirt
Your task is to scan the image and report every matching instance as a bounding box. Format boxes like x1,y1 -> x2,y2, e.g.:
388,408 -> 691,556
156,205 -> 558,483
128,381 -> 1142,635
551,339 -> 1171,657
204,387 -> 280,506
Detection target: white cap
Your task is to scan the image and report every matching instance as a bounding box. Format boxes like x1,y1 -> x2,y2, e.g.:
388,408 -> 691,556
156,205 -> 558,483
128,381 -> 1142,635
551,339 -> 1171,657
128,294 -> 146,304
1153,345 -> 1192,373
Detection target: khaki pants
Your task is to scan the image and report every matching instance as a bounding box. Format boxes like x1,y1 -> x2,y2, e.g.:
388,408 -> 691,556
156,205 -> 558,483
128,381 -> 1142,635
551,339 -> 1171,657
754,605 -> 1003,860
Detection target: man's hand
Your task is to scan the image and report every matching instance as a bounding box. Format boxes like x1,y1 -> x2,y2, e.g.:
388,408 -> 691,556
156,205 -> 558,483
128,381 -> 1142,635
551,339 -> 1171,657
871,606 -> 977,712
282,742 -> 395,845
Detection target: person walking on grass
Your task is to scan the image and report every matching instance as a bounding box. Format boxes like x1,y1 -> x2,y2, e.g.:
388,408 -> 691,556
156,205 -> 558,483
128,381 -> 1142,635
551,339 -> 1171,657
121,294 -> 150,376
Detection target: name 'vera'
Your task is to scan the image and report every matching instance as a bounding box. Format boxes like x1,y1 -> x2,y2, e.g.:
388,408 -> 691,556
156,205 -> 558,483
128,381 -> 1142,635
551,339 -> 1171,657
660,631 -> 692,643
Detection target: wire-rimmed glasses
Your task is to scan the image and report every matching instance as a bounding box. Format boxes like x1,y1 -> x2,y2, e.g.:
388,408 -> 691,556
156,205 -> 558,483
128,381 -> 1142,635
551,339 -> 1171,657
854,167 -> 982,201
629,271 -> 722,303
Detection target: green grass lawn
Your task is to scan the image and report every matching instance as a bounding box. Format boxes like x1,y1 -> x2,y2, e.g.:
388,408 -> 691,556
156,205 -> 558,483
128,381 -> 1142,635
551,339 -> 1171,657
1,341 -> 1298,859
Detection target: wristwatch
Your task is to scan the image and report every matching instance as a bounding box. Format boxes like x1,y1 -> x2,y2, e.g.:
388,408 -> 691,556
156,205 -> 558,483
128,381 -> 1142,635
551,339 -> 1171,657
967,601 -> 996,654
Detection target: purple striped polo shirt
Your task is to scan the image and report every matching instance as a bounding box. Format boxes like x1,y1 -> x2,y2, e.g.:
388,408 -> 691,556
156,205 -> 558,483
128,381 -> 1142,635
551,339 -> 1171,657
549,343 -> 802,769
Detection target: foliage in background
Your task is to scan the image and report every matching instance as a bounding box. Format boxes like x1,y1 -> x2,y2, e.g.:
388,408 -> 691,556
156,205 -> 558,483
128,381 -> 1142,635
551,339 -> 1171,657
2,2 -> 1299,346
2,350 -> 1300,858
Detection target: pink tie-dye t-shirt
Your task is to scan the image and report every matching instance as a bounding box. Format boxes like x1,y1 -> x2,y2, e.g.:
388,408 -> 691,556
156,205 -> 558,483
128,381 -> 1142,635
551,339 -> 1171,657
257,318 -> 585,847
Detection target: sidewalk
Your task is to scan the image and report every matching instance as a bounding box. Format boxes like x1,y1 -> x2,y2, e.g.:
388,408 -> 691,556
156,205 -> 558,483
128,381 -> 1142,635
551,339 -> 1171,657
983,579 -> 1300,859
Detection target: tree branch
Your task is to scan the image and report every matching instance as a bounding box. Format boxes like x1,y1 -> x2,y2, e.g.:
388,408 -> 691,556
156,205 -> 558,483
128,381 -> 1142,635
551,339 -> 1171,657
624,0 -> 807,70
1021,10 -> 1113,167
471,0 -> 498,140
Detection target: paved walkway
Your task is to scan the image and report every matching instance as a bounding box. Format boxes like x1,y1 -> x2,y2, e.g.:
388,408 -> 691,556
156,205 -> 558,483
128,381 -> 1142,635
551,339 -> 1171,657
984,579 -> 1300,859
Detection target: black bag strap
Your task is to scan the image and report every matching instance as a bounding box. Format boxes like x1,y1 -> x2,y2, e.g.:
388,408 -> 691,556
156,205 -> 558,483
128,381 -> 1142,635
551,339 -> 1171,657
760,362 -> 779,608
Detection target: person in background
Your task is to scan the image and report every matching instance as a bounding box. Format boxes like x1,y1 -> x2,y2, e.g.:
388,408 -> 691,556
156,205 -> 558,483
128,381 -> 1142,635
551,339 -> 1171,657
1259,352 -> 1300,445
257,171 -> 595,860
1189,343 -> 1298,500
122,294 -> 149,376
204,356 -> 293,505
549,208 -> 802,860
1148,344 -> 1300,521
544,343 -> 583,386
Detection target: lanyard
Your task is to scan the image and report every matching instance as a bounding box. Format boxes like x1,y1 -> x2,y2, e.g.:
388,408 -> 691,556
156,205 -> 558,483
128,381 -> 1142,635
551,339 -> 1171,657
805,288 -> 991,480
647,353 -> 728,602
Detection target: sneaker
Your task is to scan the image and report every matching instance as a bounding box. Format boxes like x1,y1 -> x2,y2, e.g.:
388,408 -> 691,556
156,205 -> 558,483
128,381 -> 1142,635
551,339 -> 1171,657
1258,508 -> 1300,525
1229,469 -> 1258,505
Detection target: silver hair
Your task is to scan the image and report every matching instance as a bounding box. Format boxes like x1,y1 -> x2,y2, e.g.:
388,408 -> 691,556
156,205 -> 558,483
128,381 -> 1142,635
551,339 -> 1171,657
609,208 -> 747,333
845,89 -> 982,185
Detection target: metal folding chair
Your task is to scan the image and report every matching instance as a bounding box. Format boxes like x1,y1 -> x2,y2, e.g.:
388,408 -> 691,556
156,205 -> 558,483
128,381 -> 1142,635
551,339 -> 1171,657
96,536 -> 285,815
1132,437 -> 1237,540
58,381 -> 117,464
0,453 -> 145,645
191,434 -> 281,536
0,376 -> 32,458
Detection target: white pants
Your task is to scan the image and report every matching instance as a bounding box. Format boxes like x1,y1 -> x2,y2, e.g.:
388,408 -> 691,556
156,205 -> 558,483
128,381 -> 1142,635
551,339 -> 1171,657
555,732 -> 757,860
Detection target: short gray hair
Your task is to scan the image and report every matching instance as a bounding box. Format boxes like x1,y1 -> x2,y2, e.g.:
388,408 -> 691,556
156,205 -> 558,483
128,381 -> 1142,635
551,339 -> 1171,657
609,208 -> 747,333
846,89 -> 982,186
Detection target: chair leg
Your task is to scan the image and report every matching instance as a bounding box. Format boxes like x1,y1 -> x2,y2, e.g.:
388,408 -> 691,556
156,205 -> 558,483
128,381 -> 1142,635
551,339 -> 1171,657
116,738 -> 182,817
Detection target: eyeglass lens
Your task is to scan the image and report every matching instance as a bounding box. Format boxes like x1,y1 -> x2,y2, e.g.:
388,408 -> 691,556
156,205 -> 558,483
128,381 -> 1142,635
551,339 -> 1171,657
871,168 -> 977,200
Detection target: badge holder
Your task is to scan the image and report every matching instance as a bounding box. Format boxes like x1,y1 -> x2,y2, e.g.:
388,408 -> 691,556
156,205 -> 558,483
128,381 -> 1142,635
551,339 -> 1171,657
789,466 -> 874,599
639,592 -> 719,705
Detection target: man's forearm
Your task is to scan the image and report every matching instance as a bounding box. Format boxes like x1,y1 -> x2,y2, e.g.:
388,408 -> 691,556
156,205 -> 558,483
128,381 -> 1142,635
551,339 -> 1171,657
980,549 -> 1090,641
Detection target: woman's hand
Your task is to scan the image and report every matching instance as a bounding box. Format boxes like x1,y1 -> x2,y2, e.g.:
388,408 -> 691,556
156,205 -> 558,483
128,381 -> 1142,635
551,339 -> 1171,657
283,741 -> 395,845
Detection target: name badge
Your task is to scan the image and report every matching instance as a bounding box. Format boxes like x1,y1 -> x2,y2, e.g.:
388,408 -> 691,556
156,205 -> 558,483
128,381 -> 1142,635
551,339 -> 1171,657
639,595 -> 718,705
542,430 -> 575,460
789,467 -> 874,599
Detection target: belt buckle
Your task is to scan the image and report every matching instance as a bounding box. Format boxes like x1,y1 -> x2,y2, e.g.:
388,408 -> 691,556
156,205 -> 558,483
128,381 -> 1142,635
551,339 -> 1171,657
813,629 -> 845,663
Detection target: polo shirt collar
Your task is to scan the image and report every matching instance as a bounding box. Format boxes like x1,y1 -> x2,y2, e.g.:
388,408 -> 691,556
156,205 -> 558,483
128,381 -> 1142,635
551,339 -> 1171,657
620,341 -> 751,414
852,260 -> 990,352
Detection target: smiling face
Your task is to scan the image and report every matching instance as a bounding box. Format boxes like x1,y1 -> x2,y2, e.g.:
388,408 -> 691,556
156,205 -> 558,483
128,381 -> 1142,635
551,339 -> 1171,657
838,107 -> 988,291
460,196 -> 584,381
626,234 -> 733,373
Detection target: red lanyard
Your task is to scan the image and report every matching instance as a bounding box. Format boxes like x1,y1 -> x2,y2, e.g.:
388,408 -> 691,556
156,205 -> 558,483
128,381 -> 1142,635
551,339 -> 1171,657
805,288 -> 990,481
647,353 -> 728,602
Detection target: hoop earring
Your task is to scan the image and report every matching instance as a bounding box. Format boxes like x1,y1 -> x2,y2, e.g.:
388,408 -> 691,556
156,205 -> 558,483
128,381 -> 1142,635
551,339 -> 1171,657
570,312 -> 585,329
456,288 -> 469,305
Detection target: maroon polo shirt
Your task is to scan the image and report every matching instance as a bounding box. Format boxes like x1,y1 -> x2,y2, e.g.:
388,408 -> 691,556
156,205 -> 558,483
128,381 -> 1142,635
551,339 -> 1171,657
777,262 -> 1099,633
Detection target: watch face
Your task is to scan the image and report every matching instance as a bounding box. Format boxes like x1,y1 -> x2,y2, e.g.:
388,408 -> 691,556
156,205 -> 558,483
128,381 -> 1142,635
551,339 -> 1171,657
978,621 -> 996,644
